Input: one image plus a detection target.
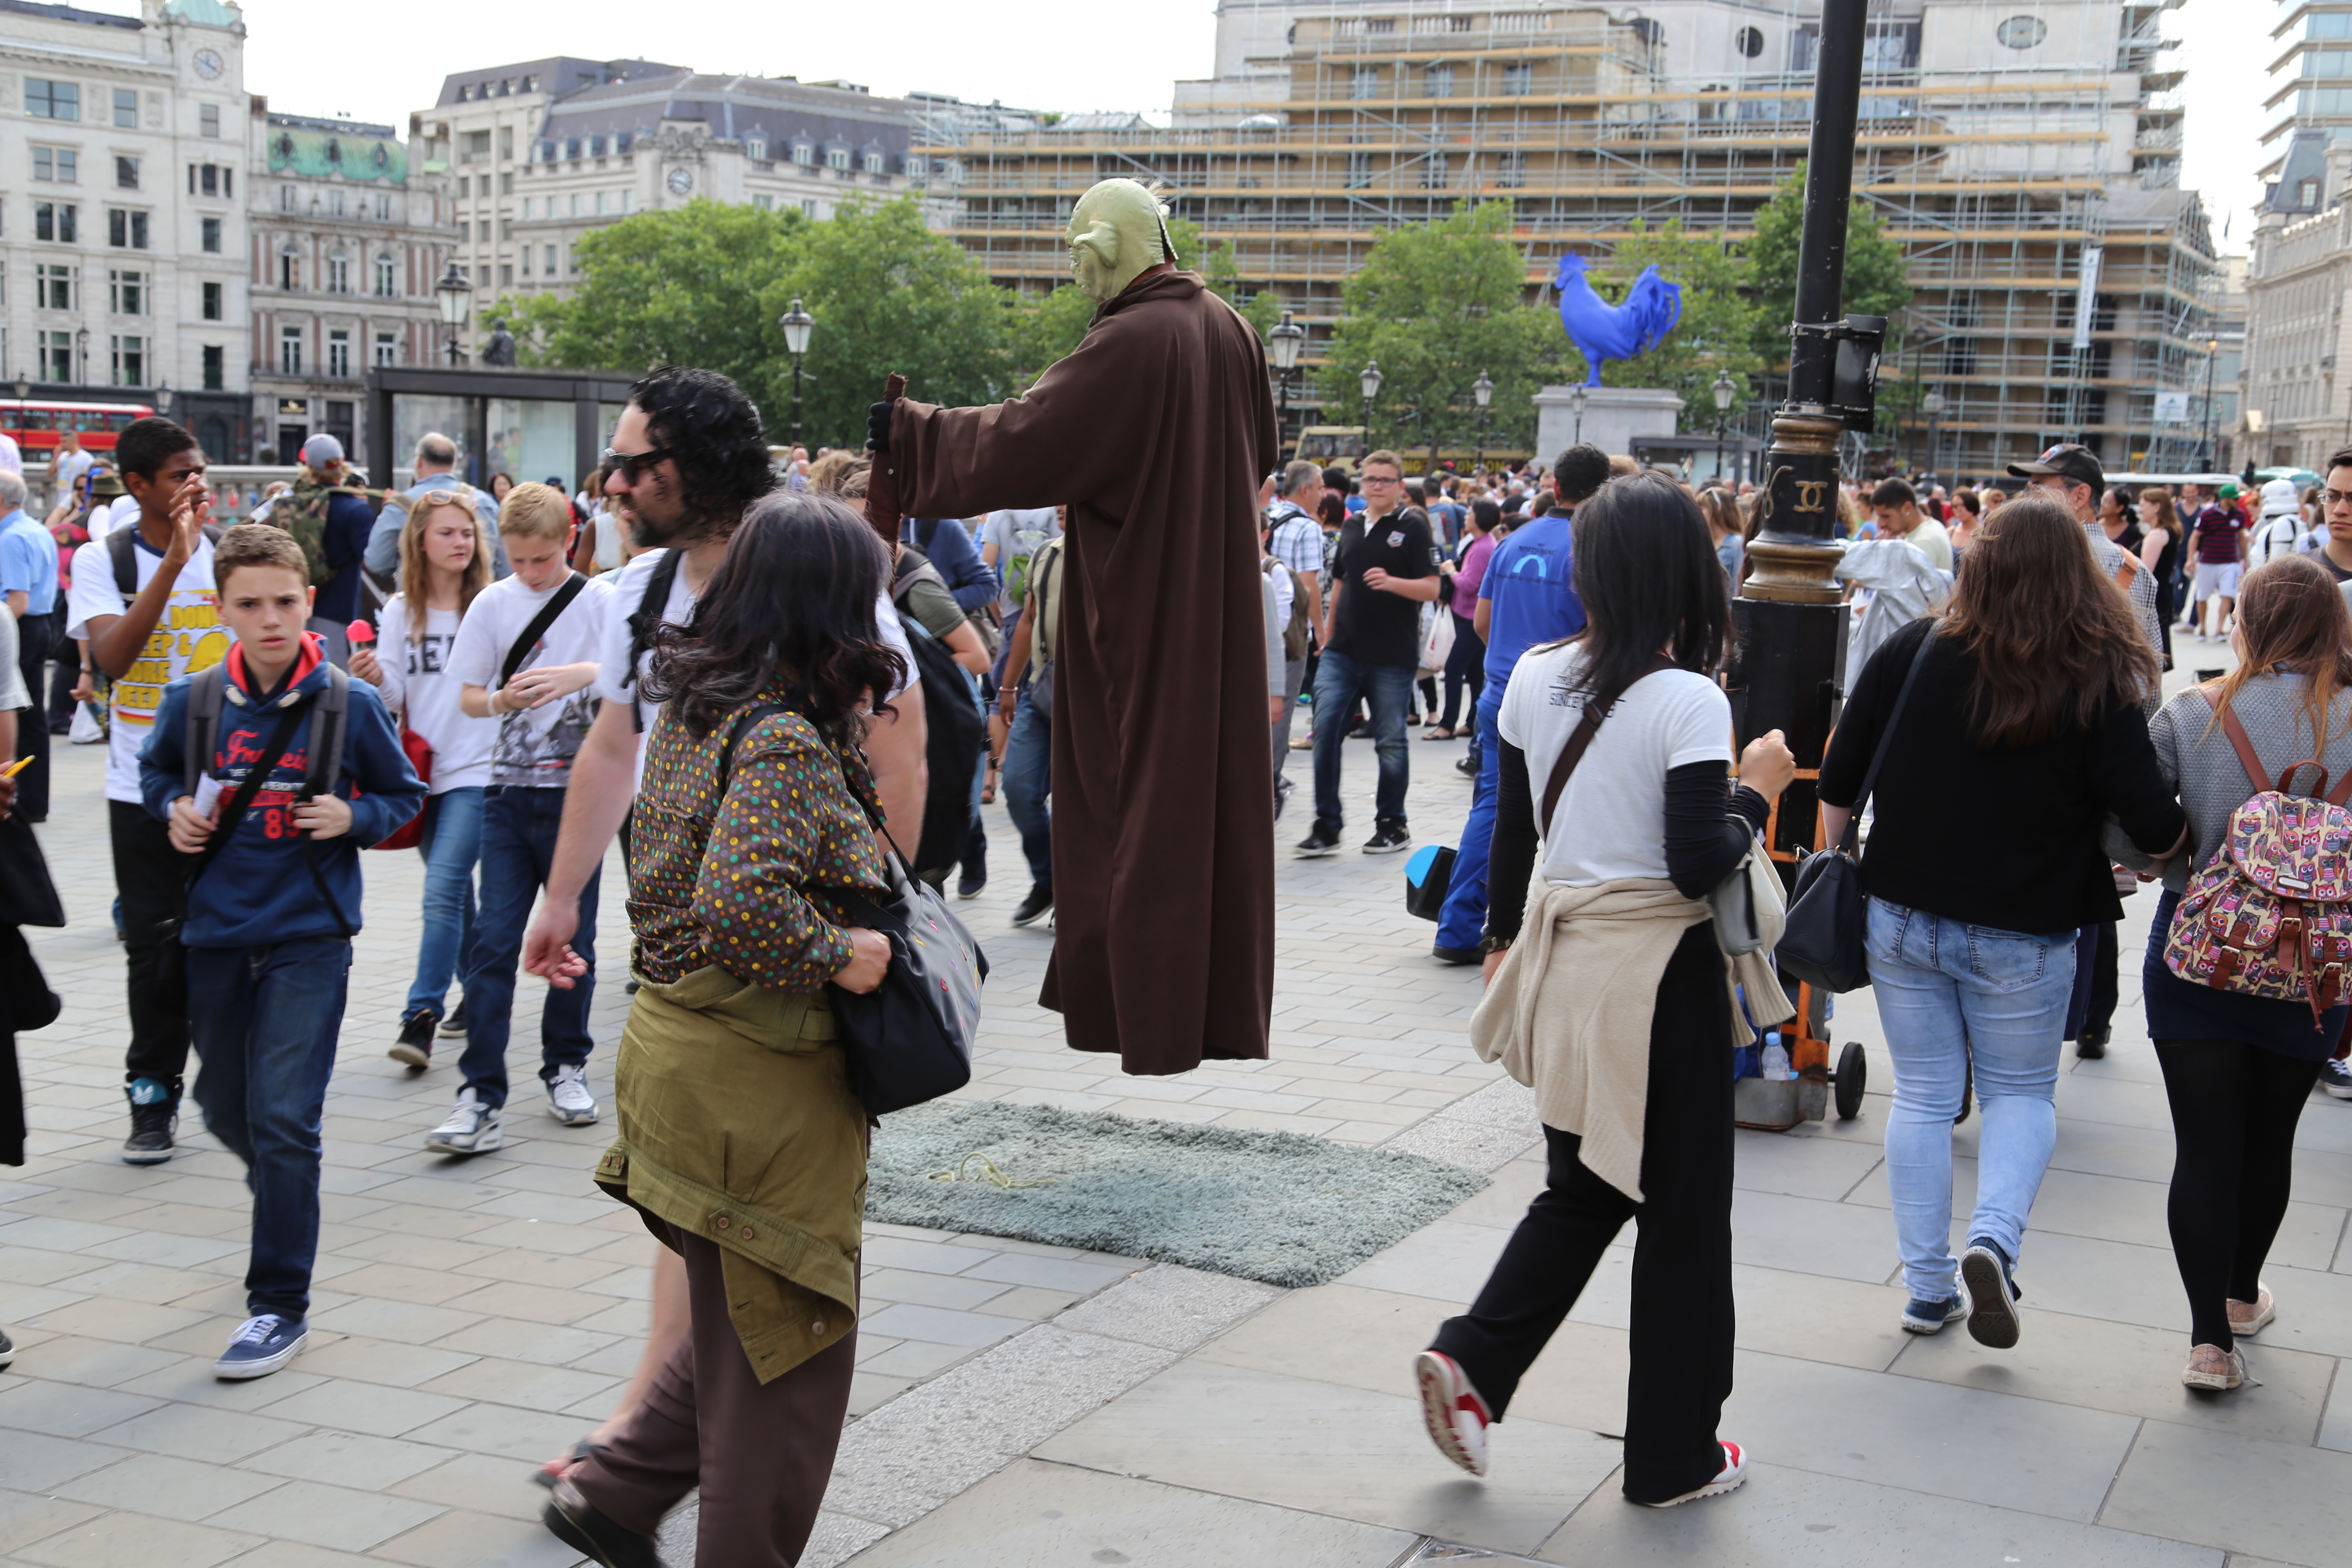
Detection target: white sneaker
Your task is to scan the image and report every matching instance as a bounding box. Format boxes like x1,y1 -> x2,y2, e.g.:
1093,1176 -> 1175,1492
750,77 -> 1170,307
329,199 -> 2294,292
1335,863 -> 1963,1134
1413,1350 -> 1491,1477
547,1065 -> 598,1126
424,1090 -> 503,1154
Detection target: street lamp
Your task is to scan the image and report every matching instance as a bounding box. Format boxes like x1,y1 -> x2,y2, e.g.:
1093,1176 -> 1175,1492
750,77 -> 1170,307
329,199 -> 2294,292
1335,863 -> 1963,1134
155,381 -> 173,416
1711,370 -> 1738,483
12,371 -> 28,401
1268,312 -> 1305,458
1471,370 -> 1493,481
1569,382 -> 1588,445
434,262 -> 473,367
1359,360 -> 1383,451
1920,388 -> 1945,481
2202,335 -> 2220,472
779,297 -> 815,450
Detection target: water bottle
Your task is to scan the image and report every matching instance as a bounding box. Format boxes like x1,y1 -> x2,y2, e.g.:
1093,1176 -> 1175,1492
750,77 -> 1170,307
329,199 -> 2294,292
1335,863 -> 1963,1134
1761,1031 -> 1792,1081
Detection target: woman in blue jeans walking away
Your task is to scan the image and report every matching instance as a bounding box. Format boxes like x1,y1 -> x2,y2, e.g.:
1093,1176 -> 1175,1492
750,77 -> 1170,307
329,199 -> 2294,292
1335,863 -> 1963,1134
1820,491 -> 2187,1348
350,490 -> 499,1066
2119,553 -> 2352,1390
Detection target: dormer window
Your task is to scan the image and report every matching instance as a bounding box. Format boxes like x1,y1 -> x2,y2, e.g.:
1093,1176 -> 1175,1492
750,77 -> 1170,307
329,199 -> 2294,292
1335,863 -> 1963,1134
745,135 -> 767,162
826,146 -> 849,171
2302,178 -> 2322,206
792,141 -> 814,166
864,150 -> 884,175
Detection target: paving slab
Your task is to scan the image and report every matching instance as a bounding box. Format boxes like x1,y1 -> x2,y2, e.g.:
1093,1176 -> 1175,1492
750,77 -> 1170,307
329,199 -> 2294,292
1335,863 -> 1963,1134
2099,1418 -> 2352,1566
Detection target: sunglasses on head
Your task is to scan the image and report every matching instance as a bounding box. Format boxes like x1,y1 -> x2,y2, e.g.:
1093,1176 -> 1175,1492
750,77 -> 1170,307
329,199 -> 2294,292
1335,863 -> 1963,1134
601,444 -> 674,484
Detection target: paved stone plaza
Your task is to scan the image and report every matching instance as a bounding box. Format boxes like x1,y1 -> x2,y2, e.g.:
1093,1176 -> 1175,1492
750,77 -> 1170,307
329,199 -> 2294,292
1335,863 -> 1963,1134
4,685 -> 2349,1568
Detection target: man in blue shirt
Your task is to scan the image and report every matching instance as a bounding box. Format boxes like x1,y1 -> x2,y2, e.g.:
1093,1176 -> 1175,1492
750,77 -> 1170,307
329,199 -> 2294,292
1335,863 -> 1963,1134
1432,443 -> 1606,962
364,432 -> 507,585
0,469 -> 60,819
901,516 -> 1001,617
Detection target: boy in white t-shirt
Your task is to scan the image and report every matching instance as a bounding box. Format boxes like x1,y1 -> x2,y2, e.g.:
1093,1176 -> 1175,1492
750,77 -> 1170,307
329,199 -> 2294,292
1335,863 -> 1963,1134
423,484 -> 613,1155
63,417 -> 227,1164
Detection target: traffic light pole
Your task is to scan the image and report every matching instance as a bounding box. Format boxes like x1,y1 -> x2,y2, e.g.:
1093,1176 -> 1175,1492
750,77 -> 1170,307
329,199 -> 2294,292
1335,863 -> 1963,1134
1724,0 -> 1873,1127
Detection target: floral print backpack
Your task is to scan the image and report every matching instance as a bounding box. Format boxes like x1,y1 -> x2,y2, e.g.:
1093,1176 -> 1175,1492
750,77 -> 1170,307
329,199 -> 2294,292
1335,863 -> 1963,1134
2164,692 -> 2352,1023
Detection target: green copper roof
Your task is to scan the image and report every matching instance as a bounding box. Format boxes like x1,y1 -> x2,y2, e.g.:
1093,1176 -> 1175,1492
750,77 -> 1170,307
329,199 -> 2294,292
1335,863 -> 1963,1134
165,0 -> 239,25
267,126 -> 407,185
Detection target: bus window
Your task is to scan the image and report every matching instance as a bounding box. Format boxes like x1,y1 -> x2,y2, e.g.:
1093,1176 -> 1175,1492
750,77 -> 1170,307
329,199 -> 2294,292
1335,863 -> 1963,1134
104,410 -> 136,431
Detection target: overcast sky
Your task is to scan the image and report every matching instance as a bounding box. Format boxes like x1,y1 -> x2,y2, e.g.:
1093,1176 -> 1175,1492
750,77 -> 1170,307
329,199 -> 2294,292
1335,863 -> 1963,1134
109,0 -> 2272,253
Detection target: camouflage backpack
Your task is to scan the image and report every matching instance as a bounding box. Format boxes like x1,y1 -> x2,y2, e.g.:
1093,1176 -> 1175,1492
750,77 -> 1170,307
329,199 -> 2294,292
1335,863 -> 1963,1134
272,478 -> 378,587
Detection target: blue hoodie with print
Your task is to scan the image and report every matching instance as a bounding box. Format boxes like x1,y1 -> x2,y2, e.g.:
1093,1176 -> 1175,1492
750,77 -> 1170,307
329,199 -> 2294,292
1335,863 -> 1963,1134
138,634 -> 424,948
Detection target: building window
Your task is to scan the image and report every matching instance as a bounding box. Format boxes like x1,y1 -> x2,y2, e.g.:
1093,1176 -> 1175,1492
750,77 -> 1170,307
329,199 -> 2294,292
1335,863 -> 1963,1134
1503,62 -> 1534,96
35,264 -> 74,311
377,193 -> 391,220
107,209 -> 149,248
202,344 -> 224,390
328,330 -> 351,378
281,248 -> 300,290
1345,151 -> 1374,189
32,147 -> 77,183
499,262 -> 514,287
34,203 -> 76,243
827,146 -> 849,171
752,194 -> 772,212
570,193 -> 583,217
374,331 -> 397,368
792,141 -> 814,165
200,102 -> 220,137
27,80 -> 80,121
198,163 -> 217,196
1351,65 -> 1380,99
279,184 -> 295,213
375,253 -> 396,296
108,269 -> 144,314
1736,25 -> 1766,58
113,88 -> 138,129
201,216 -> 221,252
594,191 -> 607,216
327,249 -> 350,293
116,156 -> 138,190
745,136 -> 767,162
544,243 -> 557,274
905,154 -> 927,177
1996,15 -> 2047,49
462,129 -> 491,162
864,150 -> 884,175
111,335 -> 144,386
1496,150 -> 1526,187
202,280 -> 223,320
280,326 -> 303,375
331,190 -> 346,219
589,134 -> 606,157
500,126 -> 514,160
457,220 -> 470,242
39,331 -> 73,382
1425,64 -> 1454,98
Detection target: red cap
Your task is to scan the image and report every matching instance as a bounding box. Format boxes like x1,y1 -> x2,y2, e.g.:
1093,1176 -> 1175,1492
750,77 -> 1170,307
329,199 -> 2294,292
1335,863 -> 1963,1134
346,619 -> 375,644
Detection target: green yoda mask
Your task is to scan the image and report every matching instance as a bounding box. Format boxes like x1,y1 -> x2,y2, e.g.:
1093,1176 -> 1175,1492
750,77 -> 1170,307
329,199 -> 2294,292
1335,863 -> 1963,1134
1065,178 -> 1179,305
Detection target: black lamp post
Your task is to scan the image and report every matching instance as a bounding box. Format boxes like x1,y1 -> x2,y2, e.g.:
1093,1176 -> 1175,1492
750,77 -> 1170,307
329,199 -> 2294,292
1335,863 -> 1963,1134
1268,312 -> 1305,459
779,297 -> 814,450
1472,370 -> 1493,479
1711,370 -> 1738,483
12,371 -> 29,401
1921,388 -> 1945,482
435,262 -> 473,367
1359,361 -> 1383,453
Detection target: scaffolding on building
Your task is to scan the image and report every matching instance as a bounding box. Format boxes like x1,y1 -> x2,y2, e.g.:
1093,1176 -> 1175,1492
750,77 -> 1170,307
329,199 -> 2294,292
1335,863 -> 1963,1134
915,0 -> 2220,478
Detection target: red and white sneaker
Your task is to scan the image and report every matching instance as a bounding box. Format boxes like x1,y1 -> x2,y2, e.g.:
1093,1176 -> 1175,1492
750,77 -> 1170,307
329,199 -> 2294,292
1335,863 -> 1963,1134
1414,1350 -> 1491,1477
1635,1441 -> 1749,1507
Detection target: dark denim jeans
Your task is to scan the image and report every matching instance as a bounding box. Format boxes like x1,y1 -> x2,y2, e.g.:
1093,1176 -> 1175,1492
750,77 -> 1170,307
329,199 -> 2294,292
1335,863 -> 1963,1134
1309,648 -> 1414,832
1000,687 -> 1052,888
459,785 -> 600,1109
187,936 -> 352,1319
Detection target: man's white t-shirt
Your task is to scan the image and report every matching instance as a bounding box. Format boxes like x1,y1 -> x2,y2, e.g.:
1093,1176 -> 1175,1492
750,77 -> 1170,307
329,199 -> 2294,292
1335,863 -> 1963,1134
594,547 -> 919,789
374,595 -> 497,793
66,530 -> 228,803
1498,643 -> 1733,887
446,572 -> 614,788
1904,517 -> 1954,572
52,447 -> 94,496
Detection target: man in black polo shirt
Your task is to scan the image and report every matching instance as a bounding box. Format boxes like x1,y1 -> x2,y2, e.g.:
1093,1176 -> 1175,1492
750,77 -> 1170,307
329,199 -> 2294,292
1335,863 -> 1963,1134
1298,449 -> 1440,856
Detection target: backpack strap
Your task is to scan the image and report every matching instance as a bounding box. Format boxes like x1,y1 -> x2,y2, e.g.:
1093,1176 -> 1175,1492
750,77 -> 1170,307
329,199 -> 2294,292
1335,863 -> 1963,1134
111,521 -> 225,598
304,664 -> 350,802
498,573 -> 588,689
2209,692 -> 2352,803
182,665 -> 227,799
623,548 -> 687,735
1541,653 -> 1677,830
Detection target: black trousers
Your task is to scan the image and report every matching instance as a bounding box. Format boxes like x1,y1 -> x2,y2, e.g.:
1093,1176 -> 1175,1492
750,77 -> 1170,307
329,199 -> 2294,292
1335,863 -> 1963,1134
46,607 -> 77,729
111,800 -> 190,1087
2153,1038 -> 2321,1348
1431,922 -> 1736,1503
12,608 -> 53,820
2083,920 -> 2119,1038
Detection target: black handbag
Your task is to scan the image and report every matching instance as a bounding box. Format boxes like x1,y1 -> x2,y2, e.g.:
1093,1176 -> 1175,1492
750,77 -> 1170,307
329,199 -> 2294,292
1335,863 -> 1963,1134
0,813 -> 66,929
1779,630 -> 1936,994
717,703 -> 989,1117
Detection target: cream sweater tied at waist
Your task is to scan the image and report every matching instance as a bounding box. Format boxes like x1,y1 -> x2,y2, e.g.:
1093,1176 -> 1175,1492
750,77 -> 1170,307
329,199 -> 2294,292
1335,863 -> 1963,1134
1468,875 -> 1792,1204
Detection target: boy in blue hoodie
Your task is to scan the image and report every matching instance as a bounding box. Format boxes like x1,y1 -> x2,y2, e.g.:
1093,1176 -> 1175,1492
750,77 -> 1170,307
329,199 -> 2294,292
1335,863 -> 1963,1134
139,524 -> 424,1379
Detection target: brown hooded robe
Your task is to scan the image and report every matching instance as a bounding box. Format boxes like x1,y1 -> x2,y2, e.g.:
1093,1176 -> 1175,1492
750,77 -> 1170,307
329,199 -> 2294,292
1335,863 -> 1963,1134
886,269 -> 1278,1075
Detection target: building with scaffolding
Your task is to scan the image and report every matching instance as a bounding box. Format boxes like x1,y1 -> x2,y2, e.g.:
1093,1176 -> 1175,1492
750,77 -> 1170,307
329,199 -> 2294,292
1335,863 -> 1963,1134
917,0 -> 2219,477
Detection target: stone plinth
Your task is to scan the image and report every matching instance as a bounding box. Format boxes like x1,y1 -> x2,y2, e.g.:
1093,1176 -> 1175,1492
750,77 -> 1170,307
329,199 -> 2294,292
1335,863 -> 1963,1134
1533,385 -> 1685,464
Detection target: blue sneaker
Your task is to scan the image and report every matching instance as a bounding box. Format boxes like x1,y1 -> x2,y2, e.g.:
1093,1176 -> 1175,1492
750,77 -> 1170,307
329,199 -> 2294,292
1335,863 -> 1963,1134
215,1314 -> 307,1380
1900,1292 -> 1969,1335
1960,1237 -> 2022,1350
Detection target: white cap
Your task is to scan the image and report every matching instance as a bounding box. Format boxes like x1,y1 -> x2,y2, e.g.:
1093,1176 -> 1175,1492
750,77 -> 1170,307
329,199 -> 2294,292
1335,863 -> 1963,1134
2261,477 -> 2300,516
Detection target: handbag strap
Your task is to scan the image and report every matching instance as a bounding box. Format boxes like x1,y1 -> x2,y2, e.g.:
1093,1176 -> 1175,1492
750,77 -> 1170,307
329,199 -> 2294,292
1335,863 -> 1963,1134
1541,653 -> 1675,828
1840,628 -> 1938,854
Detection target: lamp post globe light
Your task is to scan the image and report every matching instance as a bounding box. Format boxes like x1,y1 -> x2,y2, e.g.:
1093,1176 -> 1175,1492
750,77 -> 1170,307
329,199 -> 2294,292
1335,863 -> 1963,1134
12,371 -> 28,401
779,297 -> 815,450
1711,370 -> 1738,484
1359,360 -> 1383,453
435,262 -> 474,367
155,381 -> 172,416
1472,370 -> 1494,480
1268,311 -> 1305,459
1920,388 -> 1946,481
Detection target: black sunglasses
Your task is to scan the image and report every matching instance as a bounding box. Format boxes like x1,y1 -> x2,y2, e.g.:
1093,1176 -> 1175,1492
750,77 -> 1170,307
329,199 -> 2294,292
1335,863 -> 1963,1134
600,444 -> 674,483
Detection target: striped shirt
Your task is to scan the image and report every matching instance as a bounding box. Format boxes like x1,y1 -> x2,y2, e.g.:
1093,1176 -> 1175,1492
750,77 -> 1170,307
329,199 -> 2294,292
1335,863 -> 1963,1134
1266,502 -> 1323,581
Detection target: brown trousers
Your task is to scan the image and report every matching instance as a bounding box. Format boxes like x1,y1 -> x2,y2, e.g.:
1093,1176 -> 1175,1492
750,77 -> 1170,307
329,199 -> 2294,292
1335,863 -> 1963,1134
572,1224 -> 856,1566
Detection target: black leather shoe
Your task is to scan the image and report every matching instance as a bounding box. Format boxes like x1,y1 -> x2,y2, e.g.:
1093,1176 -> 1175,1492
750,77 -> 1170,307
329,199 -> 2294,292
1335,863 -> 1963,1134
545,1481 -> 663,1568
2075,1027 -> 2108,1061
1432,943 -> 1481,966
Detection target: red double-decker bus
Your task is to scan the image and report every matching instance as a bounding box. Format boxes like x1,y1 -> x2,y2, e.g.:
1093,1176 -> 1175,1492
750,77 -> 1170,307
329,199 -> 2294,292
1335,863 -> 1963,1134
0,398 -> 154,461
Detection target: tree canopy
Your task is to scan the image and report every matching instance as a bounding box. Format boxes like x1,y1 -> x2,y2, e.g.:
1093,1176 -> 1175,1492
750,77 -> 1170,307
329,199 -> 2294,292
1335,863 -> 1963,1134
1746,159 -> 1913,368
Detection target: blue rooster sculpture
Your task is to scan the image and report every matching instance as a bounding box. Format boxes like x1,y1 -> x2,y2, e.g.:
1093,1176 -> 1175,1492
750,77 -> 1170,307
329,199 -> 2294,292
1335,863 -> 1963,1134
1554,253 -> 1682,386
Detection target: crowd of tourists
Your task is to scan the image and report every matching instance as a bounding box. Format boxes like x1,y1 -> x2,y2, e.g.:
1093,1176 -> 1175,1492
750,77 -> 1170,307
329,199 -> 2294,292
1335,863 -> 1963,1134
2,380 -> 2349,1553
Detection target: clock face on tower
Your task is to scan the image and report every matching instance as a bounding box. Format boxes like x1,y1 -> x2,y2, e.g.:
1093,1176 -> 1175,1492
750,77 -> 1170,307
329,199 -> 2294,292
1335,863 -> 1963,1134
193,47 -> 224,80
666,167 -> 693,197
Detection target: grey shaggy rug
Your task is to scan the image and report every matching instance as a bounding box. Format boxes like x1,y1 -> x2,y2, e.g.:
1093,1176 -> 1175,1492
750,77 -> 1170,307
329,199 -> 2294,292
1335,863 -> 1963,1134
866,1101 -> 1488,1289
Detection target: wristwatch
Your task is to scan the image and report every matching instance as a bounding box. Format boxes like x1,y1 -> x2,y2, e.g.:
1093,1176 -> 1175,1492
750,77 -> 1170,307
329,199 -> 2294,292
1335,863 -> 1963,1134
1479,933 -> 1513,955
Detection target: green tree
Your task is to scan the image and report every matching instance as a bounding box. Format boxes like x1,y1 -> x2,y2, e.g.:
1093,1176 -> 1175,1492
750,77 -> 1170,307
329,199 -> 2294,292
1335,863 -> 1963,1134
1580,219 -> 1765,432
1315,201 -> 1554,467
1747,161 -> 1912,369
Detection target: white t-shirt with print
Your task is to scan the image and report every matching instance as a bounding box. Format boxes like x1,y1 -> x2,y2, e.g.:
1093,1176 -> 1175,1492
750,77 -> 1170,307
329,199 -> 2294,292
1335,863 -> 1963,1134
1498,643 -> 1733,888
374,595 -> 497,793
66,531 -> 227,803
594,547 -> 919,789
445,571 -> 614,788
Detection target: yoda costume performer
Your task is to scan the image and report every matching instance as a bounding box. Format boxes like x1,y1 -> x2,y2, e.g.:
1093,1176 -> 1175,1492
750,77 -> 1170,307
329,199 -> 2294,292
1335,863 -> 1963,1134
871,179 -> 1280,1075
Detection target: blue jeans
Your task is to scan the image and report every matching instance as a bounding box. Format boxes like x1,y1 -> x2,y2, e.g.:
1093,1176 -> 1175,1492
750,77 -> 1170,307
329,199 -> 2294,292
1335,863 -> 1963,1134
1436,691 -> 1505,951
459,786 -> 600,1108
1866,898 -> 2076,1300
404,786 -> 484,1022
1310,649 -> 1413,831
1001,688 -> 1052,888
186,937 -> 352,1319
